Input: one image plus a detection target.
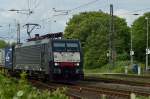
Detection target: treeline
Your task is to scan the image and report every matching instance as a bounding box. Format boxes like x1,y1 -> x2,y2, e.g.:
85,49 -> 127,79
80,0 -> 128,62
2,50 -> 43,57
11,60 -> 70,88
0,40 -> 8,48
64,11 -> 150,69
0,40 -> 16,48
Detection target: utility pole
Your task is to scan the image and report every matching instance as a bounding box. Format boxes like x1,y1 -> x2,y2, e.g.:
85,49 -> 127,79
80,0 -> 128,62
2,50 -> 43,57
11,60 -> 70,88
109,4 -> 115,67
145,17 -> 149,71
17,23 -> 20,44
109,4 -> 112,66
130,28 -> 134,66
8,24 -> 11,45
9,8 -> 33,43
130,14 -> 139,67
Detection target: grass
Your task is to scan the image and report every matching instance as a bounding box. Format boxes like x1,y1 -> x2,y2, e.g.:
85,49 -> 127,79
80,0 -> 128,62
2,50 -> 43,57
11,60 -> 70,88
84,61 -> 129,74
84,60 -> 147,75
0,72 -> 68,99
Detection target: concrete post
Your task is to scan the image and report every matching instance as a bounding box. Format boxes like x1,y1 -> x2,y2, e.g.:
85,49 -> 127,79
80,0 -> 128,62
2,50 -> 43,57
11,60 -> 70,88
101,94 -> 106,99
125,66 -> 128,74
130,93 -> 136,99
138,66 -> 141,75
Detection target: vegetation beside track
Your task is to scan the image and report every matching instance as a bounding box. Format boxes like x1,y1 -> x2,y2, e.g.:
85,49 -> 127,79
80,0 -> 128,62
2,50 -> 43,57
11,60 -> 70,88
84,60 -> 147,75
0,73 -> 67,99
84,61 -> 128,73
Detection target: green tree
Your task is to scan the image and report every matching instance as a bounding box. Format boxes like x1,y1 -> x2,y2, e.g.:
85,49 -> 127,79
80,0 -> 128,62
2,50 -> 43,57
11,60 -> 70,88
132,12 -> 150,63
64,11 -> 130,69
0,40 -> 7,48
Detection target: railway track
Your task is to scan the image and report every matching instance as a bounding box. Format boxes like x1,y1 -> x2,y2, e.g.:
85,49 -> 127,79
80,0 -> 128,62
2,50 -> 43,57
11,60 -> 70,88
30,80 -> 130,99
85,74 -> 150,87
85,73 -> 150,80
76,81 -> 150,96
29,80 -> 84,99
85,76 -> 150,87
102,73 -> 150,80
1,71 -> 150,99
29,79 -> 150,99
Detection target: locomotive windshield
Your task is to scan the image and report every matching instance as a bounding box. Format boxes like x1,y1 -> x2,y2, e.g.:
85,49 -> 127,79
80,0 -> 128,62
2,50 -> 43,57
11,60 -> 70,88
66,43 -> 79,52
53,42 -> 79,52
53,42 -> 66,51
53,41 -> 81,62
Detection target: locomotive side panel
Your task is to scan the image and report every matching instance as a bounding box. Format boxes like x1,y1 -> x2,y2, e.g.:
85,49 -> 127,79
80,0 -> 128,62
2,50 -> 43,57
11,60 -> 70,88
41,43 -> 51,74
14,45 -> 42,71
14,39 -> 50,74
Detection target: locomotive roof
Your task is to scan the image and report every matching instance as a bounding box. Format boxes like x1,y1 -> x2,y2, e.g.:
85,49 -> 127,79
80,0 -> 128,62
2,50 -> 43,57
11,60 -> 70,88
17,38 -> 50,48
16,38 -> 80,48
52,39 -> 80,42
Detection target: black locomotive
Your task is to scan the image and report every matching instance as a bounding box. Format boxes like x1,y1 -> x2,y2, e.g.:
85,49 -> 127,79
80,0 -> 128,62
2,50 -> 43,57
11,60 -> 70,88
0,33 -> 84,81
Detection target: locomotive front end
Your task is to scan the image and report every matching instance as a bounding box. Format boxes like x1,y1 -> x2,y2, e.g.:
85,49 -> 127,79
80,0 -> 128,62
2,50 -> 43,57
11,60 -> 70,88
52,40 -> 83,80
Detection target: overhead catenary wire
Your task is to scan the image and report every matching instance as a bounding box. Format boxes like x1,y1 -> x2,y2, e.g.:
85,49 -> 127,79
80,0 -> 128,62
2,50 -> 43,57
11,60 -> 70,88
1,1 -> 150,38
32,0 -> 41,10
23,0 -> 40,25
28,0 -> 30,11
52,0 -> 101,16
69,0 -> 99,12
33,0 -> 38,8
33,0 -> 150,24
116,8 -> 150,15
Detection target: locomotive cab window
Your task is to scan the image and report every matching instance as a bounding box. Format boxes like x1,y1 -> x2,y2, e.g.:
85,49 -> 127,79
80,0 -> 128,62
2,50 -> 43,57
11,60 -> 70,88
53,42 -> 66,51
66,43 -> 79,52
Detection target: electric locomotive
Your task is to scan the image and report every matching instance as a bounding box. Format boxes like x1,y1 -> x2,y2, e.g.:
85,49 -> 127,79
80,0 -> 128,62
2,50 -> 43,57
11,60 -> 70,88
5,33 -> 84,81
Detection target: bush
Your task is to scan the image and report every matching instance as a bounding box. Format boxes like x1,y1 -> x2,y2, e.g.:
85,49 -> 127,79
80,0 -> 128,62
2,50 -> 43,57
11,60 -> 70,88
84,60 -> 130,73
0,73 -> 68,99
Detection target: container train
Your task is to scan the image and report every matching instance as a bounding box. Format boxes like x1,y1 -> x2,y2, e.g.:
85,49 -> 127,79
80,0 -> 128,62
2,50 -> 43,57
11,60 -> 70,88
0,33 -> 84,81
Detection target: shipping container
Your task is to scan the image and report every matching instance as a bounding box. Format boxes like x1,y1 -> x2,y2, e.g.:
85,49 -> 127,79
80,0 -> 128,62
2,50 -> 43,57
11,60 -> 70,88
0,49 -> 5,66
5,47 -> 13,69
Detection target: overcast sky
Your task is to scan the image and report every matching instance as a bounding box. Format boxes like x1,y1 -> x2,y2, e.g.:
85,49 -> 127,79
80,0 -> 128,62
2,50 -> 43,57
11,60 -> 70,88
0,0 -> 150,42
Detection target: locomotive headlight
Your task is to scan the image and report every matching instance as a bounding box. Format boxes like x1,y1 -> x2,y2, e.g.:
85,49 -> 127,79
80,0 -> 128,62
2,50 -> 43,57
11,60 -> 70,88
54,63 -> 59,66
76,63 -> 79,66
